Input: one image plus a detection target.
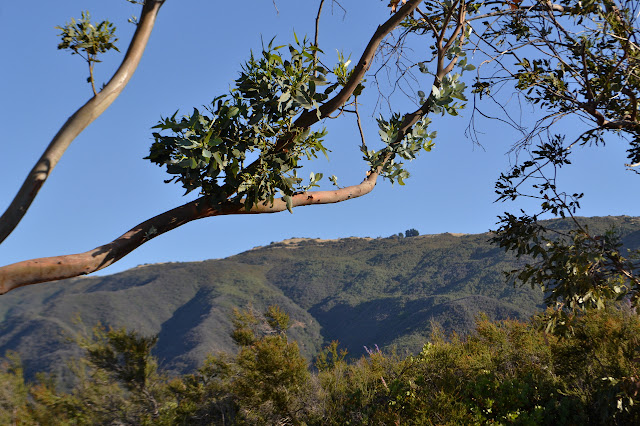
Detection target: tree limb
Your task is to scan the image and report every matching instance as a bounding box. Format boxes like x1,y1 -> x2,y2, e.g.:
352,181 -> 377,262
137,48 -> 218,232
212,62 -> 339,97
294,0 -> 422,128
0,0 -> 442,293
0,172 -> 378,294
219,0 -> 422,196
0,0 -> 165,245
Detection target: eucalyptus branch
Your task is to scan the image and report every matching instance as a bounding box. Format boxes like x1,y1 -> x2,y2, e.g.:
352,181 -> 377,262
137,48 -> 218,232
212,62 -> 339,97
295,0 -> 423,128
0,0 -> 165,245
232,0 -> 424,188
0,172 -> 379,294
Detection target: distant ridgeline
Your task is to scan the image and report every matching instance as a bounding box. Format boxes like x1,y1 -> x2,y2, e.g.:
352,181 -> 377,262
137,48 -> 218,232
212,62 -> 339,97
1,216 -> 639,383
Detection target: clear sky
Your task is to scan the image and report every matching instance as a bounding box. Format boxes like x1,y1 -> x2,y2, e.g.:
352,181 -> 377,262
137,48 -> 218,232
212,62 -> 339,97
1,0 -> 637,277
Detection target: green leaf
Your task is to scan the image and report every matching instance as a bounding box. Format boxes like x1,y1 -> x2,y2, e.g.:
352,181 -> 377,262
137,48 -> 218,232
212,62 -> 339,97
206,136 -> 223,148
282,194 -> 293,213
177,140 -> 199,149
202,127 -> 215,146
227,106 -> 240,118
212,152 -> 224,169
248,111 -> 263,125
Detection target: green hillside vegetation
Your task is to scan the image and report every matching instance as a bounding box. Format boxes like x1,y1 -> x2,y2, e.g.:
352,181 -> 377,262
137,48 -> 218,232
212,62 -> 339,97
2,304 -> 639,424
0,216 -> 638,387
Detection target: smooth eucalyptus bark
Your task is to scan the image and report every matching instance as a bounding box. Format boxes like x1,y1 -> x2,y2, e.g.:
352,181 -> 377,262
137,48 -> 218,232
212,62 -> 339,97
0,0 -> 446,293
0,0 -> 165,244
0,173 -> 378,294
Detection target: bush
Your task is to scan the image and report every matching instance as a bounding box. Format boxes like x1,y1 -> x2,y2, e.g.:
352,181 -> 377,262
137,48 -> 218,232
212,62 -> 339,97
5,305 -> 640,424
405,229 -> 419,238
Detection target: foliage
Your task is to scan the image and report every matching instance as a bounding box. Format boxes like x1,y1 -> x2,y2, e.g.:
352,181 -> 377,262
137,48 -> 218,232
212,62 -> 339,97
480,0 -> 640,329
492,139 -> 640,331
55,11 -> 120,94
4,305 -> 640,424
146,38 -> 331,211
365,114 -> 435,185
538,305 -> 640,422
22,325 -> 170,425
170,306 -> 319,424
78,326 -> 159,393
494,212 -> 637,323
315,340 -> 348,372
405,228 -> 420,237
0,352 -> 30,425
314,307 -> 640,424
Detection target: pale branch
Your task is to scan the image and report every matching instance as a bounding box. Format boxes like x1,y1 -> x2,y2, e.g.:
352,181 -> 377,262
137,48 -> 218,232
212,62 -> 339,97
294,0 -> 423,129
223,0 -> 423,193
0,0 -> 164,245
0,172 -> 379,294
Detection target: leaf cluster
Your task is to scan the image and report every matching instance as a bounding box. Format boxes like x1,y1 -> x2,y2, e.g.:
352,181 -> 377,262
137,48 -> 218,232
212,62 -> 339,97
493,213 -> 636,317
56,11 -> 119,59
146,38 -> 333,210
55,10 -> 120,93
364,113 -> 436,185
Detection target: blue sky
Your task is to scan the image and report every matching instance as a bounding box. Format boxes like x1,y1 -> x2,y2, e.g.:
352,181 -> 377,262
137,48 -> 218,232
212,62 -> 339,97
1,0 -> 637,276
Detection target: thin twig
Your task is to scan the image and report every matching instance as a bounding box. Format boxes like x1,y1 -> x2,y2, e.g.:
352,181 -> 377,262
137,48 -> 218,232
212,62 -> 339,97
314,0 -> 326,75
354,98 -> 367,152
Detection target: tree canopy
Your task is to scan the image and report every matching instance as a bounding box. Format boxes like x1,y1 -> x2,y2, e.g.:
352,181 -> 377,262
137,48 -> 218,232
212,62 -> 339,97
1,0 -> 639,308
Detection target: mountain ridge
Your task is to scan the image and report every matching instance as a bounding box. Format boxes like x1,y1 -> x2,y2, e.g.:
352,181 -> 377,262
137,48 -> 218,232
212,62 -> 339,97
1,215 -> 637,384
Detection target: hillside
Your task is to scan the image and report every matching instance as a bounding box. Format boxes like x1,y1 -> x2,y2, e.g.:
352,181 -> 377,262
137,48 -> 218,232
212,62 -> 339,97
1,215 -> 639,383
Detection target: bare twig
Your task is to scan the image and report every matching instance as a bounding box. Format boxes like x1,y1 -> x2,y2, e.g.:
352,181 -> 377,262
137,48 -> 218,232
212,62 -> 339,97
88,62 -> 98,96
354,98 -> 367,151
314,0 -> 326,74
